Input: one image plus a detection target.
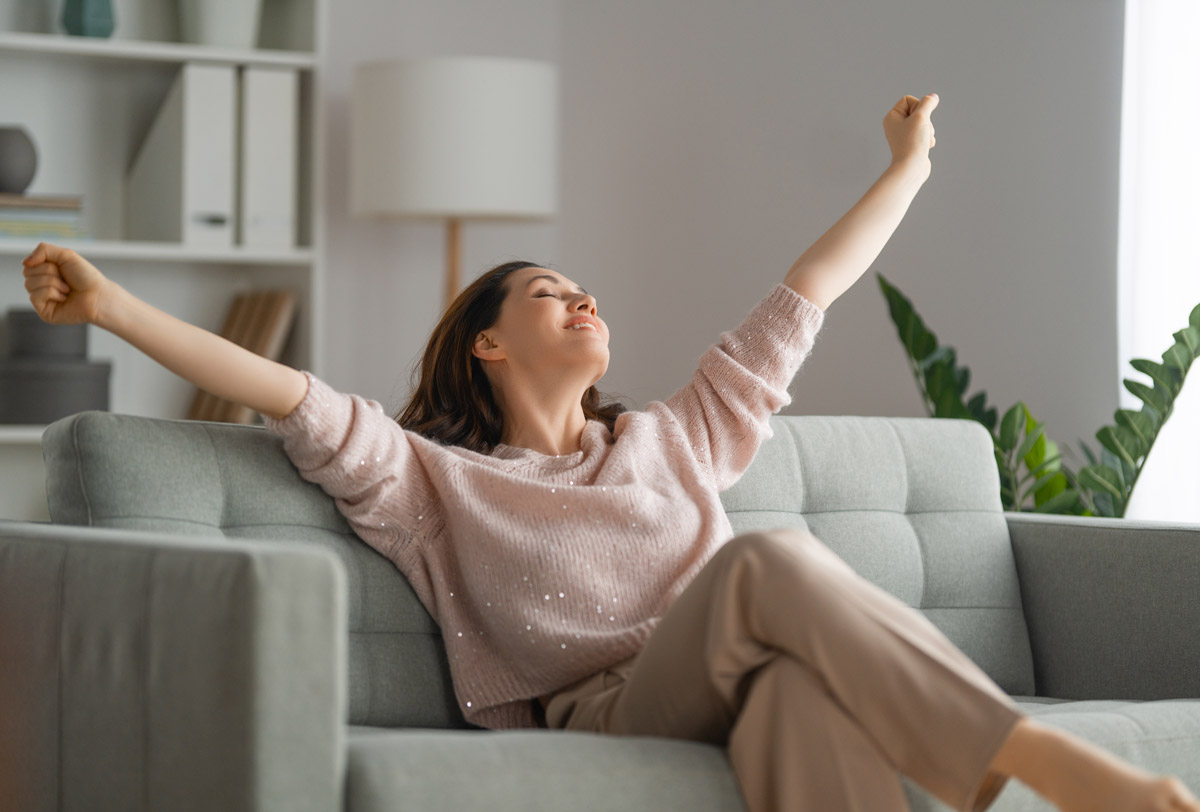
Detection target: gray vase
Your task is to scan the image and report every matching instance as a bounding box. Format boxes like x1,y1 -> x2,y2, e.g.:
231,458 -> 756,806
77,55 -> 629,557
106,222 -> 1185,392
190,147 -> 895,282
0,126 -> 37,194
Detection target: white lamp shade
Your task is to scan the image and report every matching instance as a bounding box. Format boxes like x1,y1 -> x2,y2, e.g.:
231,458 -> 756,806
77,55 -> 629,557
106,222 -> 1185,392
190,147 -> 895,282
350,57 -> 559,220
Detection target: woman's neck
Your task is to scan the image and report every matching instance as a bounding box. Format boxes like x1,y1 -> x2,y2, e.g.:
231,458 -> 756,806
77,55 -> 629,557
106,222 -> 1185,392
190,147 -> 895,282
496,382 -> 589,456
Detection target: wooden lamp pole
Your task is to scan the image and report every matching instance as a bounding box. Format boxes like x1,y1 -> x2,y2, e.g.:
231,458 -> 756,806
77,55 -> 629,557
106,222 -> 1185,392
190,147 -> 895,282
445,217 -> 461,311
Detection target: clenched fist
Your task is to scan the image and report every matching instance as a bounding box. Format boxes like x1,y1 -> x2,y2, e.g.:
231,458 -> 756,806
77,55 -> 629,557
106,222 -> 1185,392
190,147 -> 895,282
21,242 -> 113,326
884,93 -> 939,169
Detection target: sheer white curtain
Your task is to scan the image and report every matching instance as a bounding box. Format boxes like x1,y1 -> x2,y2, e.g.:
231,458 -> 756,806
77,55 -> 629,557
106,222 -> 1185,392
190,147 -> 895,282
1118,0 -> 1200,521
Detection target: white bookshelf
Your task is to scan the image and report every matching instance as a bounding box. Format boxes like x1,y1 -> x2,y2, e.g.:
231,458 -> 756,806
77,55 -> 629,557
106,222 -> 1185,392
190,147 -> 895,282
0,425 -> 44,443
0,0 -> 327,519
0,29 -> 317,67
0,237 -> 315,265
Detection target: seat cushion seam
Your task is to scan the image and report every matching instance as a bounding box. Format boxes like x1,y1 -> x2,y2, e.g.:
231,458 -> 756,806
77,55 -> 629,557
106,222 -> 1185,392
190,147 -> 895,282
71,417 -> 94,526
199,425 -> 229,532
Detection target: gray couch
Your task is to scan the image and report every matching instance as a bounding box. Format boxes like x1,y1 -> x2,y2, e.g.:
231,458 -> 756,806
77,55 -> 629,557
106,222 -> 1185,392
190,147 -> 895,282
1,410 -> 1197,812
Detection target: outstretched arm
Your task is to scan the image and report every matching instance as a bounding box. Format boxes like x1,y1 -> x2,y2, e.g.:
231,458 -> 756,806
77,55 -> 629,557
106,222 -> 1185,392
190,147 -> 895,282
661,93 -> 940,488
785,93 -> 939,311
21,242 -> 307,420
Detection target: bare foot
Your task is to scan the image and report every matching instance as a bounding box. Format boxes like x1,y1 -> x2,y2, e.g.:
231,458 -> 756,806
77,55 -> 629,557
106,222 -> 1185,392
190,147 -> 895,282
990,718 -> 1200,812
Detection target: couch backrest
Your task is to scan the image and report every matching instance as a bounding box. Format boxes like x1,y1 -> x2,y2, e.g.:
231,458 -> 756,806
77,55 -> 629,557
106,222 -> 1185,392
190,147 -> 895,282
43,411 -> 1034,730
721,415 -> 1034,697
42,412 -> 463,729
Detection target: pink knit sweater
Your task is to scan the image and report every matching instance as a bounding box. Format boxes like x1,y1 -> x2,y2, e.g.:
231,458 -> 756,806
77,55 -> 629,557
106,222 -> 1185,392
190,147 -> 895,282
262,282 -> 825,730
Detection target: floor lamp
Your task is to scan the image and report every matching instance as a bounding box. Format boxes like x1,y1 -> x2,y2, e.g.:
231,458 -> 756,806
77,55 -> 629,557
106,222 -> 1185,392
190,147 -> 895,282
350,56 -> 559,311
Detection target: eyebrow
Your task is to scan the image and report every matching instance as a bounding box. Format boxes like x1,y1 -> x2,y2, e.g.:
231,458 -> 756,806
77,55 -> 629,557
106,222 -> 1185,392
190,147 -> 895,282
525,274 -> 587,296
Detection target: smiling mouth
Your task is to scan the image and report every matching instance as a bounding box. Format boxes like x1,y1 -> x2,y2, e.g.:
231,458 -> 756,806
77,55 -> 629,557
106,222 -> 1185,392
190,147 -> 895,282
566,323 -> 598,332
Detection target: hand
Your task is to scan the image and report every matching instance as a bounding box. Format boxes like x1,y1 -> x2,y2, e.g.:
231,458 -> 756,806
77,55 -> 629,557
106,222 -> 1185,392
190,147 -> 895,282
21,242 -> 114,326
883,93 -> 939,169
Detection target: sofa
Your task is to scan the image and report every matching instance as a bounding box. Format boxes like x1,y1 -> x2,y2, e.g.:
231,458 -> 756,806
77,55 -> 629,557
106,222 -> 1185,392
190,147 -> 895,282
1,410 -> 1197,812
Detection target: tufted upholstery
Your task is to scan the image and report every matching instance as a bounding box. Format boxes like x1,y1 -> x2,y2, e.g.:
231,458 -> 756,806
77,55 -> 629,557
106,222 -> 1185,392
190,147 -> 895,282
43,412 -> 467,729
721,415 -> 1035,696
42,410 -> 1034,728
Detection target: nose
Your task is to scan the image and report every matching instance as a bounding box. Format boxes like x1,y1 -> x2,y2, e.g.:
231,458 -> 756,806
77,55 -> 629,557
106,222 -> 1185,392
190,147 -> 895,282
573,293 -> 597,315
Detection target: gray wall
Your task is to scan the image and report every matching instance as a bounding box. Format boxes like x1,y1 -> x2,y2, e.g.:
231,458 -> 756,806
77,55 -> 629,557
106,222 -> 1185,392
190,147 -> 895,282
326,0 -> 1125,463
322,0 -> 560,410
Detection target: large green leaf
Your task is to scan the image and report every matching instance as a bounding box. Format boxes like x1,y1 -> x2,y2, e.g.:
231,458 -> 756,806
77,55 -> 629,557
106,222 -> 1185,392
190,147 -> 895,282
1123,379 -> 1169,420
1178,324 -> 1200,354
999,403 -> 1026,453
919,346 -> 955,372
1079,464 -> 1123,499
877,274 -> 986,419
1129,359 -> 1181,399
1100,448 -> 1129,491
1096,425 -> 1142,470
1032,441 -> 1067,505
1017,453 -> 1063,488
879,275 -> 937,367
1093,491 -> 1117,517
1113,408 -> 1155,448
1033,488 -> 1080,513
1017,409 -> 1071,510
966,392 -> 998,432
1163,329 -> 1198,372
1015,422 -> 1046,464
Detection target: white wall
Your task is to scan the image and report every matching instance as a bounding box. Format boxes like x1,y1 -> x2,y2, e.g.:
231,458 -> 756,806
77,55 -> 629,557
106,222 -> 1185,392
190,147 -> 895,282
326,0 -> 1126,469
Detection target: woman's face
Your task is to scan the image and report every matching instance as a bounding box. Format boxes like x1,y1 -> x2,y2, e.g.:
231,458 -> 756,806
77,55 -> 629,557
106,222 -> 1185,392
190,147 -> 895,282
473,266 -> 610,389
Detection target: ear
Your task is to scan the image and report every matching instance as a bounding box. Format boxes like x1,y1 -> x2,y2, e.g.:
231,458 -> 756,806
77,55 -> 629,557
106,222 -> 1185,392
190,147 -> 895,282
472,330 -> 506,362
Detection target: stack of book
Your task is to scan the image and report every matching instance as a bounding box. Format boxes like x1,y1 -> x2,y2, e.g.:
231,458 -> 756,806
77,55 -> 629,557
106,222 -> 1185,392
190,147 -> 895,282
0,193 -> 90,241
187,288 -> 298,424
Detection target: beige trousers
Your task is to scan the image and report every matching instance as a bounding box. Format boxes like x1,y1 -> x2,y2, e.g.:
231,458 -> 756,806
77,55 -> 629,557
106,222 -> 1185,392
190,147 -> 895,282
541,528 -> 1026,812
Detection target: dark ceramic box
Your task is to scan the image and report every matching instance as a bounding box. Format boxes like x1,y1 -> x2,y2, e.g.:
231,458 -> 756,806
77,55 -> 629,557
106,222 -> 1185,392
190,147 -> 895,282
4,308 -> 88,358
0,358 -> 111,423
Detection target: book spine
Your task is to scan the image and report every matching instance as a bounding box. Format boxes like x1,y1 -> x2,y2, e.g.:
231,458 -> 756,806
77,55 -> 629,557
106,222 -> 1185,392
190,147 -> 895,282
0,223 -> 89,239
0,194 -> 84,210
0,210 -> 85,222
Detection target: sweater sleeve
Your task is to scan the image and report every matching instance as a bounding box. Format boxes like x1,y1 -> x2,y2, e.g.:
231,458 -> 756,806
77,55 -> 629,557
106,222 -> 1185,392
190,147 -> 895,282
260,370 -> 433,558
661,283 -> 825,491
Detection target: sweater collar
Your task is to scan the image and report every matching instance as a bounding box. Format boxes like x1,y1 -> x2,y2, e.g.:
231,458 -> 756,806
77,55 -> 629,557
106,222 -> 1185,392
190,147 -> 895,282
491,420 -> 607,464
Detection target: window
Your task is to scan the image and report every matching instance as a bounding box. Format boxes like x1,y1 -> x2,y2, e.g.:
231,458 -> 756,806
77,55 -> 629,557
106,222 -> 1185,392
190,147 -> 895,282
1117,0 -> 1200,520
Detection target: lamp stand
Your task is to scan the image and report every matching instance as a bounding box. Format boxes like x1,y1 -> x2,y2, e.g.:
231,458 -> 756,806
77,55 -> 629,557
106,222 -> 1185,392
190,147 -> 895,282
445,217 -> 461,311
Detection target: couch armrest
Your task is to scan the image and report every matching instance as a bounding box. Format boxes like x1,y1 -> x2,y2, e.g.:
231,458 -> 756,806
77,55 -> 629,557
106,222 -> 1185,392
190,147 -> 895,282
1006,513 -> 1200,701
0,521 -> 347,812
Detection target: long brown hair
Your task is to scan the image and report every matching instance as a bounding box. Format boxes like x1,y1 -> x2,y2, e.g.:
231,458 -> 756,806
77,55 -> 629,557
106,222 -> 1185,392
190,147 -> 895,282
395,260 -> 628,454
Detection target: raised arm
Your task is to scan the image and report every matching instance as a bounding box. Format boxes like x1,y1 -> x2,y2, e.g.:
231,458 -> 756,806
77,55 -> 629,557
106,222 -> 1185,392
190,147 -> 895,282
661,93 -> 940,488
21,242 -> 307,420
785,93 -> 939,310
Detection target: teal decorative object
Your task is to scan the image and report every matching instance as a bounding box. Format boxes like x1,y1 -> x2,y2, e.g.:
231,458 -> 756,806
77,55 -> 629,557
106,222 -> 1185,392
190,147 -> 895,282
62,0 -> 115,38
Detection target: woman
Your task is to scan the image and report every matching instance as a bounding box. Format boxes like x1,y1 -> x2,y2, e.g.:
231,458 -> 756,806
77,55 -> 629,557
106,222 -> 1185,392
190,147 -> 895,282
21,94 -> 1198,812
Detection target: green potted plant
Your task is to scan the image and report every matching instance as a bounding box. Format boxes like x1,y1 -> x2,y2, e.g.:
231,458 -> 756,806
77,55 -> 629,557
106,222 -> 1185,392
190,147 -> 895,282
877,273 -> 1200,517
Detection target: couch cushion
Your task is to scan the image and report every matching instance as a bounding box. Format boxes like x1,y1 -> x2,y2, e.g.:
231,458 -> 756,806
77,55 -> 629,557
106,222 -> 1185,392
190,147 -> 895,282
42,412 -> 471,729
347,695 -> 1200,812
344,725 -> 745,812
722,415 -> 1036,697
